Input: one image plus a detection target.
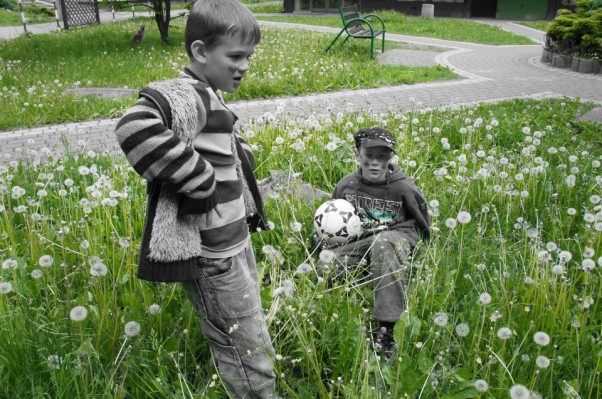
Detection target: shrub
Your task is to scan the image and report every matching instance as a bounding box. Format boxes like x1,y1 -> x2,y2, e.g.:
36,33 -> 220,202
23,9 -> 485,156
25,4 -> 56,17
0,0 -> 16,11
546,1 -> 602,58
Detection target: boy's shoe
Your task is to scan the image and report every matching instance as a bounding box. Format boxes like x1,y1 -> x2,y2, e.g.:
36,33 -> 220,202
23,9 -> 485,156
373,326 -> 395,362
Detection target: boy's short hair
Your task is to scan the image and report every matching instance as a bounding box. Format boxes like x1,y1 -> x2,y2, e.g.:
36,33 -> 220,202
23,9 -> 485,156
185,0 -> 261,58
354,126 -> 396,152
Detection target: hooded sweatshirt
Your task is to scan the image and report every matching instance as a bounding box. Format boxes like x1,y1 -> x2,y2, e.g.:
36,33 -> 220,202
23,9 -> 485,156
332,164 -> 430,245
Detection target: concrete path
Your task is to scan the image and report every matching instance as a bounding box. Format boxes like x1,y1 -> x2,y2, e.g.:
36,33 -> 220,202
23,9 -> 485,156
1,18 -> 601,159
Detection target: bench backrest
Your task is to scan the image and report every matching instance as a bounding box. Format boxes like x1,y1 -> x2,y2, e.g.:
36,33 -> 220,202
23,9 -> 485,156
339,5 -> 365,34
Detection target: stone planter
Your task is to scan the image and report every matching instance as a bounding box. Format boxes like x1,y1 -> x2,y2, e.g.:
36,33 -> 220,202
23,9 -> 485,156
570,57 -> 602,73
541,48 -> 553,63
551,53 -> 572,69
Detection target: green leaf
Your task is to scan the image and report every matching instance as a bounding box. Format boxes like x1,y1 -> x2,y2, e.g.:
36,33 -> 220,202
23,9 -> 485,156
441,380 -> 478,399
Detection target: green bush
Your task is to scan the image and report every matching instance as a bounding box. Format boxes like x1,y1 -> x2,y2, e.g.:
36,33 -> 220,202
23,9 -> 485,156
546,1 -> 602,58
25,4 -> 55,17
0,0 -> 16,11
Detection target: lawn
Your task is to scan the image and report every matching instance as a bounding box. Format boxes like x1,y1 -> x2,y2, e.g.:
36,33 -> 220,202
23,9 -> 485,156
0,6 -> 57,26
0,97 -> 600,398
0,17 -> 456,131
516,21 -> 549,32
257,11 -> 536,45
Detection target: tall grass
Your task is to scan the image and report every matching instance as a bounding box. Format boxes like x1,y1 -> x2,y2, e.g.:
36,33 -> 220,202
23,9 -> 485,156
0,17 -> 455,131
0,98 -> 600,398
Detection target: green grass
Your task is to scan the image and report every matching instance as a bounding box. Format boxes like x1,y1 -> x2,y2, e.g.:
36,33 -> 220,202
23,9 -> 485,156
0,98 -> 600,398
248,1 -> 283,14
258,10 -> 537,45
0,6 -> 57,26
0,17 -> 456,131
516,21 -> 549,32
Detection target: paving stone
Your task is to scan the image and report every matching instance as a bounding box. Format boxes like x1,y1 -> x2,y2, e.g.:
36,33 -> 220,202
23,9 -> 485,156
579,107 -> 602,124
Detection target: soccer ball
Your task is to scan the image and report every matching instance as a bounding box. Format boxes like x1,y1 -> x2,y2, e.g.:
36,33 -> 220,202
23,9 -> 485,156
313,199 -> 363,242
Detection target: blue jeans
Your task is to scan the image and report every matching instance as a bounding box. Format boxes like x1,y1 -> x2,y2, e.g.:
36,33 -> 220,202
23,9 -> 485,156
321,230 -> 414,323
182,242 -> 276,398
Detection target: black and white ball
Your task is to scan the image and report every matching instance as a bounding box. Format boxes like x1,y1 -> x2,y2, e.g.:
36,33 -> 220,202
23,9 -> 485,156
313,199 -> 362,242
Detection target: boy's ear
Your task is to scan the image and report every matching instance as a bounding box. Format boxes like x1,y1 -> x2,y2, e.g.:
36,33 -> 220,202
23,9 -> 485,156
190,40 -> 208,64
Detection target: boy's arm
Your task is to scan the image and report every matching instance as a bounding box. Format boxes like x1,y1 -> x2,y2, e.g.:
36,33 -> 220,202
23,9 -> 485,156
115,96 -> 215,199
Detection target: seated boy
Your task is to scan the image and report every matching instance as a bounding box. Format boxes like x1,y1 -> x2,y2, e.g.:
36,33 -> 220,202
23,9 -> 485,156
114,0 -> 275,397
318,126 -> 430,361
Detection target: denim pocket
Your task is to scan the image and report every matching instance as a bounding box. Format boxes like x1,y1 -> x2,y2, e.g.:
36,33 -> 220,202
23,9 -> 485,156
199,257 -> 233,278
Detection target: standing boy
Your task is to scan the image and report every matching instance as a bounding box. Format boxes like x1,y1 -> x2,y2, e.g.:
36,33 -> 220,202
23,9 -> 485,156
321,126 -> 430,361
114,0 -> 276,396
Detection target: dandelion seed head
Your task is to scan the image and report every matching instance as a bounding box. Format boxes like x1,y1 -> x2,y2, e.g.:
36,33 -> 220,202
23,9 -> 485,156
474,379 -> 488,392
31,269 -> 43,279
533,331 -> 550,346
497,327 -> 512,340
509,384 -> 530,399
479,292 -> 492,305
457,211 -> 471,224
445,218 -> 457,229
535,355 -> 550,368
582,258 -> 595,272
2,258 -> 18,269
455,323 -> 470,337
0,280 -> 13,294
38,255 -> 53,267
148,304 -> 160,315
433,313 -> 449,327
124,321 -> 141,337
69,306 -> 88,321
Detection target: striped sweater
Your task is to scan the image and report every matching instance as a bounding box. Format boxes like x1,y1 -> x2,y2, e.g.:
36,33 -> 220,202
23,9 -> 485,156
115,70 -> 266,282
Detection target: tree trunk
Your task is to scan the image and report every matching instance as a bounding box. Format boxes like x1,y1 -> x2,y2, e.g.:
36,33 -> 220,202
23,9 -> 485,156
152,0 -> 171,45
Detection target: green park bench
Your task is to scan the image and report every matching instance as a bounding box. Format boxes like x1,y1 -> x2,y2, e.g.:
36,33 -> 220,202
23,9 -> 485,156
324,5 -> 386,59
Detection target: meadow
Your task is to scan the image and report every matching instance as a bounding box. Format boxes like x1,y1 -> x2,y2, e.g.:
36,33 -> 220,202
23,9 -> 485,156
0,97 -> 600,398
0,17 -> 455,131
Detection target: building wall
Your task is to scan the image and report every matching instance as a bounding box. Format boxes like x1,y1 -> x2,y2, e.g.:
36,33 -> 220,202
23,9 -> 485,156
496,0 -> 548,20
283,0 -> 569,20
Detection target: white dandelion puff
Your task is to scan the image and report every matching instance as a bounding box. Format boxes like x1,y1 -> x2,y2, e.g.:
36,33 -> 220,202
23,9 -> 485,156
533,331 -> 550,346
497,327 -> 513,340
124,321 -> 141,337
433,313 -> 449,327
148,304 -> 161,315
0,282 -> 13,294
479,292 -> 492,305
31,269 -> 43,279
38,255 -> 53,267
457,211 -> 471,224
69,306 -> 88,321
319,249 -> 335,264
509,384 -> 530,399
535,355 -> 550,368
474,379 -> 488,392
2,258 -> 18,269
455,323 -> 470,337
445,218 -> 457,229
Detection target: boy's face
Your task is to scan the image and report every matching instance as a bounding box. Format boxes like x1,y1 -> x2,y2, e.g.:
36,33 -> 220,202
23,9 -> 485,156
193,34 -> 256,93
356,146 -> 392,183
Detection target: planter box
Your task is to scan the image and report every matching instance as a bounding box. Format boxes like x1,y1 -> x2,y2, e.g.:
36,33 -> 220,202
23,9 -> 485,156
571,57 -> 602,74
552,54 -> 572,69
593,60 -> 602,74
541,48 -> 553,63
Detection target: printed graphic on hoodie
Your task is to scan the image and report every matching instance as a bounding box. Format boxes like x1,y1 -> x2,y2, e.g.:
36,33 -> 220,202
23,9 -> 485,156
343,194 -> 403,224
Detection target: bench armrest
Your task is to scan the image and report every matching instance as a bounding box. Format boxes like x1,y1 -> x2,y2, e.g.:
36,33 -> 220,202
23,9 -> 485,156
362,14 -> 385,30
344,17 -> 375,34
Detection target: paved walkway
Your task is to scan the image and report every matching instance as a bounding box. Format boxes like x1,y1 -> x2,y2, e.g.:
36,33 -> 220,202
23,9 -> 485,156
1,18 -> 601,158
